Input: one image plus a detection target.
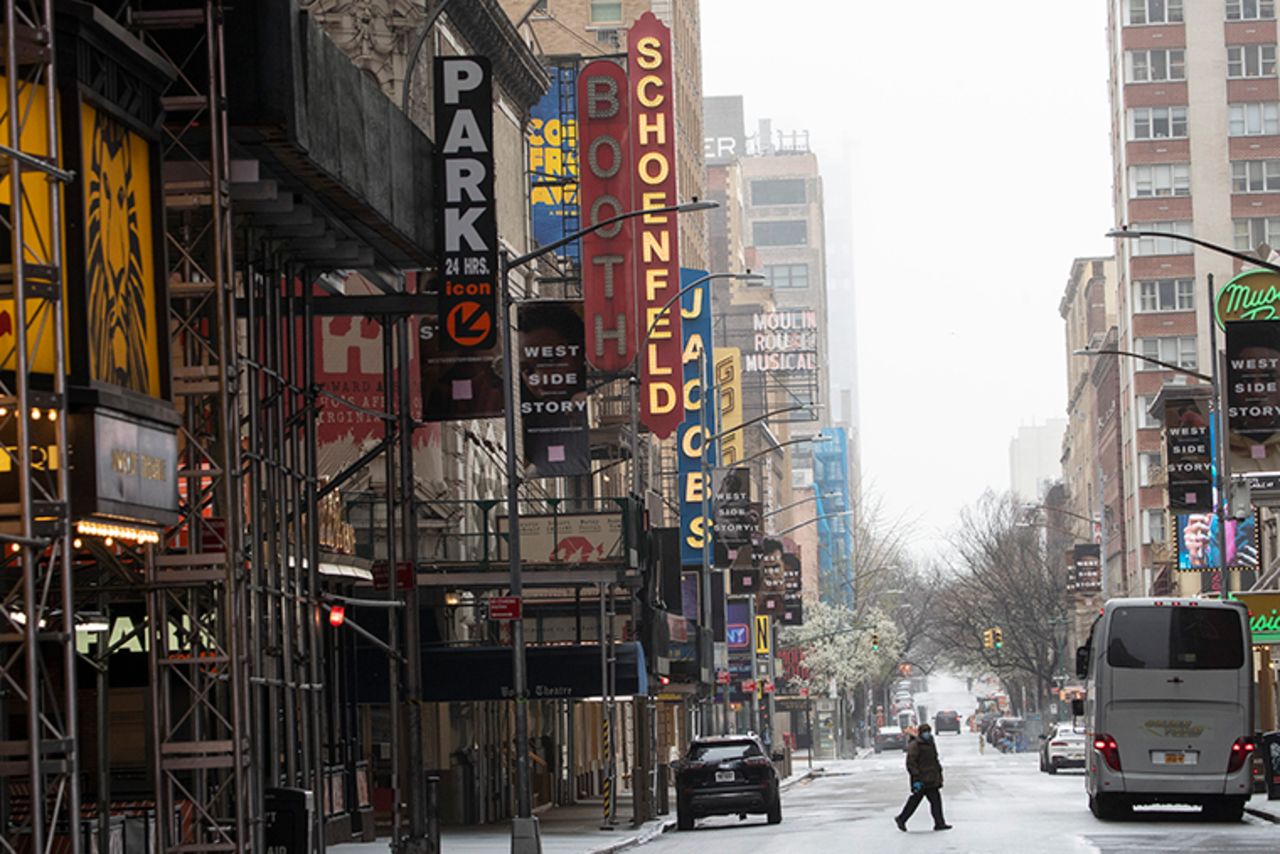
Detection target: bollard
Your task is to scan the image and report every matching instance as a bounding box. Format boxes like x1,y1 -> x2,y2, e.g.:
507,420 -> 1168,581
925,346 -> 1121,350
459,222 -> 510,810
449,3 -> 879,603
656,764 -> 669,814
426,774 -> 441,853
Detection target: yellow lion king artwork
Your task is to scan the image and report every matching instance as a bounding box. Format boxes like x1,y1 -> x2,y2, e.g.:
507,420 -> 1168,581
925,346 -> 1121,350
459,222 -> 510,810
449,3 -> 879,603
83,103 -> 159,397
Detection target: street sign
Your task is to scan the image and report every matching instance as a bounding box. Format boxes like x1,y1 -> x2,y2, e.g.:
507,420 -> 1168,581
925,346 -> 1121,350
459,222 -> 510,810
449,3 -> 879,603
741,678 -> 757,693
716,670 -> 730,685
372,560 -> 414,592
488,595 -> 522,621
800,687 -> 810,698
763,681 -> 776,695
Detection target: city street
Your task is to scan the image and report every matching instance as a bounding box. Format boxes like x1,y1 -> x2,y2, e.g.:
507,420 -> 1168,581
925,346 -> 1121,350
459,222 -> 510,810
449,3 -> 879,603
642,676 -> 1280,853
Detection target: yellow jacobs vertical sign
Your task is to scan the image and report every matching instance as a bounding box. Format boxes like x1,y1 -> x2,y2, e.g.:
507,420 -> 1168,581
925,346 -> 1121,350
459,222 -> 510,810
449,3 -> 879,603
755,614 -> 771,655
81,102 -> 161,397
715,347 -> 743,465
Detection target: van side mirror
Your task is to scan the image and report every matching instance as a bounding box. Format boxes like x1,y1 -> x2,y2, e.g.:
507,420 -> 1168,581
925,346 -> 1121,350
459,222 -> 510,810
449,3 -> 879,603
1071,698 -> 1085,718
1075,645 -> 1090,679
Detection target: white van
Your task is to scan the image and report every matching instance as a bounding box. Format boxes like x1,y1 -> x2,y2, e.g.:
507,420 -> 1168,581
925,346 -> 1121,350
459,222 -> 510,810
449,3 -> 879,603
1075,597 -> 1254,821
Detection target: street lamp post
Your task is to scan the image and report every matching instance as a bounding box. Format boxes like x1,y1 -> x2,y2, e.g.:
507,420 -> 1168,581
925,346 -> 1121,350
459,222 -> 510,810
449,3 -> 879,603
499,199 -> 716,854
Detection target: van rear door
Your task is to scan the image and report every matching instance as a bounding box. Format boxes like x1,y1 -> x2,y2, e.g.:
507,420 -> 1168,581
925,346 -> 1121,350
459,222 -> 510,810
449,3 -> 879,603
1104,604 -> 1247,781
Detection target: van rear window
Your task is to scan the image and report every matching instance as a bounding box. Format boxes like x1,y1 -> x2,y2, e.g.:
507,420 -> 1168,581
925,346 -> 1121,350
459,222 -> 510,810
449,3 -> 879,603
1106,607 -> 1244,670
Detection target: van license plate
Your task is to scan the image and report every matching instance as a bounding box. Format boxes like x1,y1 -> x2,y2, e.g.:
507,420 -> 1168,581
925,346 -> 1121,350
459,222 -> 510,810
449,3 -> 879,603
1151,751 -> 1198,766
716,770 -> 735,782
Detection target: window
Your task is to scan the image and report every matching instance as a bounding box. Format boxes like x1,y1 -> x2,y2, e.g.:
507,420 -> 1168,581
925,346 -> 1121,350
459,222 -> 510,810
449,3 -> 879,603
752,220 -> 807,246
1235,216 -> 1280,250
1106,606 -> 1245,669
589,0 -> 622,24
1227,0 -> 1275,21
1229,102 -> 1280,135
1228,44 -> 1277,78
1127,49 -> 1186,82
765,263 -> 809,289
1129,106 -> 1188,140
1232,159 -> 1280,192
1139,395 -> 1162,429
1142,508 -> 1168,544
1130,163 -> 1190,197
751,179 -> 806,205
1135,335 -> 1198,371
1135,278 -> 1195,312
1130,220 -> 1193,255
688,739 -> 764,762
1128,0 -> 1184,23
1139,452 -> 1163,487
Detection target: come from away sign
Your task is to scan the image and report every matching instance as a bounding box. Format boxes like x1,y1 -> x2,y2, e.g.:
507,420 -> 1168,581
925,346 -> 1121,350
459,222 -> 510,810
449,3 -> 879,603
1216,269 -> 1280,329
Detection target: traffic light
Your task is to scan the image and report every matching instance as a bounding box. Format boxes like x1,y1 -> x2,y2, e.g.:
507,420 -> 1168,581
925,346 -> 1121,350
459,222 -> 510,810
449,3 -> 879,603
871,631 -> 880,651
993,627 -> 1004,649
982,629 -> 994,649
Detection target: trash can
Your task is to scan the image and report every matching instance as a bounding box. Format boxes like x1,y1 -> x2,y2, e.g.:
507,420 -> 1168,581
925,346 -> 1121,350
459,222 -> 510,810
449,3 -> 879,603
265,787 -> 314,853
1262,731 -> 1280,800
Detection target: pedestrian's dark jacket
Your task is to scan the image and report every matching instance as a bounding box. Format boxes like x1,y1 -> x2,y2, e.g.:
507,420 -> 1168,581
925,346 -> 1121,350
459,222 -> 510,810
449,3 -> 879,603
905,734 -> 944,789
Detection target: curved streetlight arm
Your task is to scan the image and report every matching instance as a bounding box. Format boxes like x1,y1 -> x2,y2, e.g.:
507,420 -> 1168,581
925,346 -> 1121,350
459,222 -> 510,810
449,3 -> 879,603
1108,227 -> 1280,274
734,434 -> 829,471
510,200 -> 717,270
1074,347 -> 1211,383
709,403 -> 823,449
1020,502 -> 1098,526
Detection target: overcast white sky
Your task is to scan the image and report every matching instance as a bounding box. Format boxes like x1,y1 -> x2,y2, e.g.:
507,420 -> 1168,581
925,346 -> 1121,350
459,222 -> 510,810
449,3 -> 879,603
701,0 -> 1116,552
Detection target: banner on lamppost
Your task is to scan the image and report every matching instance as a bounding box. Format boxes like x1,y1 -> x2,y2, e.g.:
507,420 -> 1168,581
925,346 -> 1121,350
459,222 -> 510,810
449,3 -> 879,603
528,65 -> 579,259
713,467 -> 753,555
434,56 -> 498,351
629,12 -> 683,438
418,295 -> 505,422
781,550 -> 804,625
578,59 -> 636,373
1069,543 -> 1101,593
714,347 -> 744,466
1163,393 -> 1213,513
678,269 -> 716,564
757,537 -> 786,617
1226,320 -> 1280,475
518,300 -> 589,477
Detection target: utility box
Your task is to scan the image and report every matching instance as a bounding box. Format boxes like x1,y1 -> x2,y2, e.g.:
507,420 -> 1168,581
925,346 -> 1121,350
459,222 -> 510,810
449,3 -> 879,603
265,788 -> 314,853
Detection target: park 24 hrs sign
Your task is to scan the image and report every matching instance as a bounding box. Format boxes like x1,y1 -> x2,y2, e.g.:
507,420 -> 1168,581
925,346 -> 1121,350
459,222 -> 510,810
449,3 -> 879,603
435,57 -> 498,351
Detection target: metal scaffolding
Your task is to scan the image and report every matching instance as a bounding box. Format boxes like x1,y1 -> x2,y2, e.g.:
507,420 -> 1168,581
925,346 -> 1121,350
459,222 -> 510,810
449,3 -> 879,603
0,2 -> 81,852
131,2 -> 253,850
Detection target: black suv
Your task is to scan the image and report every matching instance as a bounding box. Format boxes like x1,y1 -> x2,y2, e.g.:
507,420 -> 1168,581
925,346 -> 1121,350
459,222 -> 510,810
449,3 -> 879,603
674,735 -> 782,830
934,710 -> 962,734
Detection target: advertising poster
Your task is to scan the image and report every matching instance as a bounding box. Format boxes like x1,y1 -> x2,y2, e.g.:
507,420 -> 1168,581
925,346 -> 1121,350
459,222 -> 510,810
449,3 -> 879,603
577,59 -> 636,373
518,300 -> 589,477
629,13 -> 684,437
714,347 -> 744,465
528,65 -> 578,258
496,513 -> 624,564
1175,511 -> 1259,571
434,57 -> 498,352
757,537 -> 786,616
726,598 -> 753,700
1226,320 -> 1280,474
418,294 -> 504,422
1163,394 -> 1213,513
678,270 -> 716,564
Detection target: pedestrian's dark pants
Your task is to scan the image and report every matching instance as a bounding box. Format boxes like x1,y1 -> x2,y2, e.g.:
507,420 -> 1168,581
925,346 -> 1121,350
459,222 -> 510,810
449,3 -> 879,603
897,786 -> 945,827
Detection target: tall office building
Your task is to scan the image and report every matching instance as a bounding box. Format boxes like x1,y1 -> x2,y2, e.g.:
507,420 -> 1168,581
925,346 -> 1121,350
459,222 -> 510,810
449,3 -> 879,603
1009,419 -> 1068,502
1105,0 -> 1278,595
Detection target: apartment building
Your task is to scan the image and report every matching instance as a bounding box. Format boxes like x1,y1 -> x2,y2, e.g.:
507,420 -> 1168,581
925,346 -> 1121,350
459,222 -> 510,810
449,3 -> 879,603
1106,0 -> 1280,595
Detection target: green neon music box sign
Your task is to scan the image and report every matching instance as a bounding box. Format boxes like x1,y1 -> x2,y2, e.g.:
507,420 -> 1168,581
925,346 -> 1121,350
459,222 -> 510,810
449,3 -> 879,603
1216,268 -> 1280,329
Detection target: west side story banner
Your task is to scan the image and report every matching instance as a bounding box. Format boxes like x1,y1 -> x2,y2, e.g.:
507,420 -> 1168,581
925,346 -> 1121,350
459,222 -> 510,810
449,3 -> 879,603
678,270 -> 716,564
518,300 -> 589,477
1163,394 -> 1213,513
1226,320 -> 1280,475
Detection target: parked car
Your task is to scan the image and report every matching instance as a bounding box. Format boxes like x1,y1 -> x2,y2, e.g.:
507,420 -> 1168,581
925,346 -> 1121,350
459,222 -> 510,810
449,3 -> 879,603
675,735 -> 782,830
1039,723 -> 1087,773
934,710 -> 962,734
988,716 -> 1029,752
874,725 -> 907,753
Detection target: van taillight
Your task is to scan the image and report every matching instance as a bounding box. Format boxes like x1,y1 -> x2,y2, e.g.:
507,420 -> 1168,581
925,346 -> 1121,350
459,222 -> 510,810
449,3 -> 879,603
1228,737 -> 1255,773
1093,734 -> 1121,771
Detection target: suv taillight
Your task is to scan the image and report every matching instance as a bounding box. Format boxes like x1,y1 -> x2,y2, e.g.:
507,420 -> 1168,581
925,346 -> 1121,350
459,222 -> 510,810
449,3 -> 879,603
743,756 -> 771,767
1228,737 -> 1255,773
1093,734 -> 1121,771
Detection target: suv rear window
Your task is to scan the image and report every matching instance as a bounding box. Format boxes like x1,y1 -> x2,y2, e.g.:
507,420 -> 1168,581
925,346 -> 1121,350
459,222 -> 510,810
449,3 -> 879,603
688,741 -> 762,762
1106,606 -> 1245,670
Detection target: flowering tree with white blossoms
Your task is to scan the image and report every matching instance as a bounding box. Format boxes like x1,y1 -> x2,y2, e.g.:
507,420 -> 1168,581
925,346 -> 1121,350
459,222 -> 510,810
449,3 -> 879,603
778,601 -> 904,697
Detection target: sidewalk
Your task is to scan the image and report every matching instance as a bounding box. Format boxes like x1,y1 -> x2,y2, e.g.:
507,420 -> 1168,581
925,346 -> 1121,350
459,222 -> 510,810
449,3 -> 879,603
1246,797 -> 1280,824
330,763 -> 826,854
